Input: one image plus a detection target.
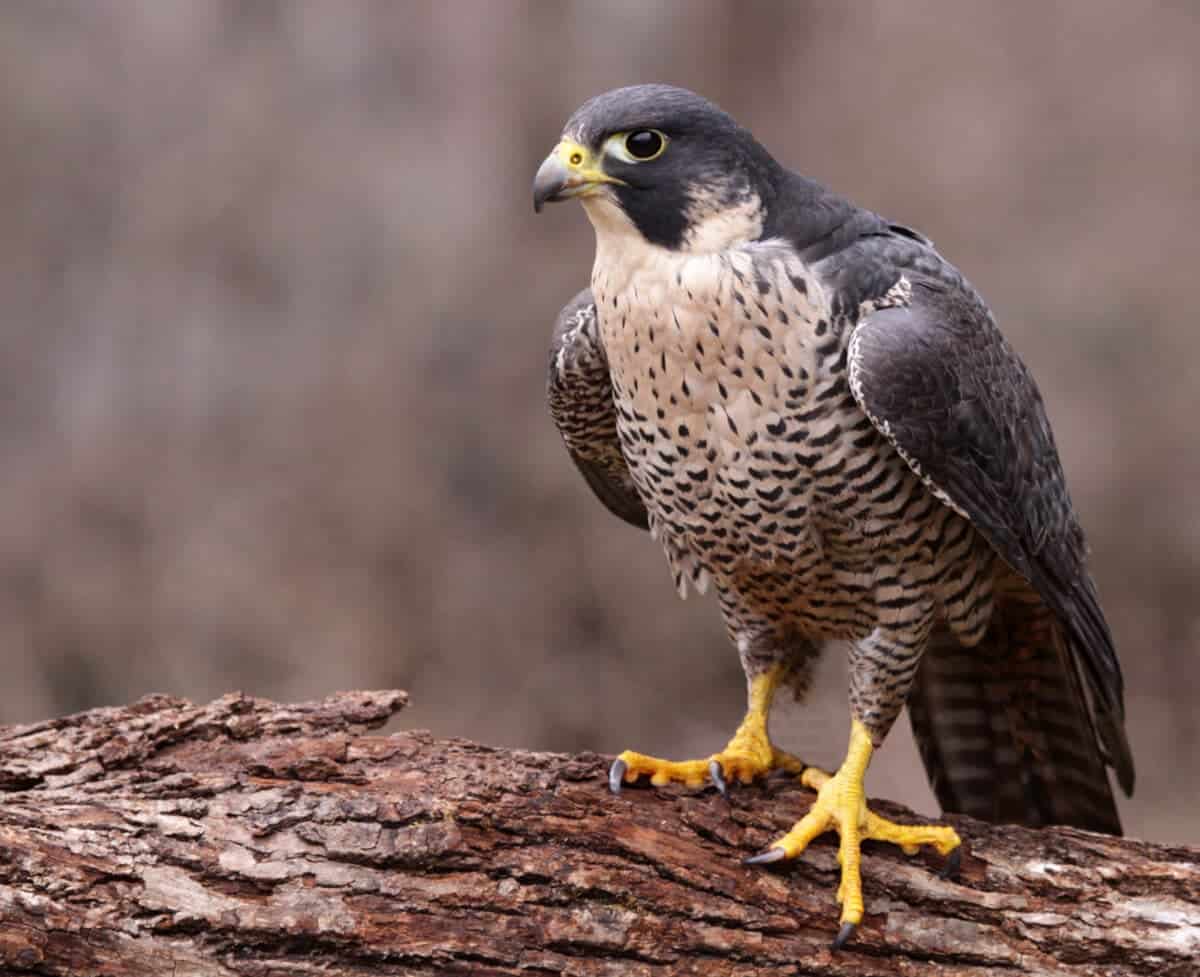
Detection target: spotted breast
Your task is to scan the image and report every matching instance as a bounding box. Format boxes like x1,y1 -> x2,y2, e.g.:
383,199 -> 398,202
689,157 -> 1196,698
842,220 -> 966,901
591,236 -> 997,649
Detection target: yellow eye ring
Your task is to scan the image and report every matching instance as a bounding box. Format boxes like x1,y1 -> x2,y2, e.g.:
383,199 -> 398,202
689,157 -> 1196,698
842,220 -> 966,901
623,129 -> 667,162
569,150 -> 583,166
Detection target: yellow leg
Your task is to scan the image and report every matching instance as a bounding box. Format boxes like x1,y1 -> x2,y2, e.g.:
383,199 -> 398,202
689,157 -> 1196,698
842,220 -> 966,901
745,719 -> 961,949
610,664 -> 807,794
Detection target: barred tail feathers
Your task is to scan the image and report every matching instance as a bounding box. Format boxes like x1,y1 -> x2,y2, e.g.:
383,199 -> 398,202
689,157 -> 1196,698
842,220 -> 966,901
907,594 -> 1122,835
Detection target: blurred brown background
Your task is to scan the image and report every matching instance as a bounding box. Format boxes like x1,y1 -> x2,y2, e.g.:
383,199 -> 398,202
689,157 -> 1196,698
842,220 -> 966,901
0,1 -> 1195,843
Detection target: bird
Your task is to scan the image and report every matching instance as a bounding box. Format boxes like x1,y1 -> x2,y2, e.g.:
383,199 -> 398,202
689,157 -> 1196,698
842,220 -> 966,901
534,84 -> 1134,949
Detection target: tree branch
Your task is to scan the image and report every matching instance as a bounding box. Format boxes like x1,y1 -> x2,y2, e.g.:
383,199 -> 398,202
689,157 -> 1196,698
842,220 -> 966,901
0,691 -> 1195,976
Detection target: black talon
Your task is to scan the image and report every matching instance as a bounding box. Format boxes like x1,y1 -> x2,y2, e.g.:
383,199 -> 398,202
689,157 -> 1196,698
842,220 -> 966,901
831,921 -> 856,951
708,759 -> 728,798
744,846 -> 787,866
940,845 -> 962,880
608,757 -> 627,795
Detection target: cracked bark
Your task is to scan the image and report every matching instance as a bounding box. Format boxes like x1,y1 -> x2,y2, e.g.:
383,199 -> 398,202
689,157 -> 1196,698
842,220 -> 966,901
0,691 -> 1195,976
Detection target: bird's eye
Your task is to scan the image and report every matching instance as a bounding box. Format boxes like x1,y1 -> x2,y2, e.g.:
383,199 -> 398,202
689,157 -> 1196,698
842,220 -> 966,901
624,129 -> 666,161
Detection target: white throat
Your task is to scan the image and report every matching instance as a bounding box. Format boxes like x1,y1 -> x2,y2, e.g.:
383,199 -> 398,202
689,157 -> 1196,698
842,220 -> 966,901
581,195 -> 669,296
581,185 -> 765,299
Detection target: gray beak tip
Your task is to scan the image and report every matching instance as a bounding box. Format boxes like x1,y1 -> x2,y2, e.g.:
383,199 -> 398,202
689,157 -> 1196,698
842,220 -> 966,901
532,153 -> 569,215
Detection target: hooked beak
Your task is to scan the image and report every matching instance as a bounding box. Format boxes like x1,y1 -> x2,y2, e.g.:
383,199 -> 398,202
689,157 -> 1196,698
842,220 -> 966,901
533,139 -> 625,213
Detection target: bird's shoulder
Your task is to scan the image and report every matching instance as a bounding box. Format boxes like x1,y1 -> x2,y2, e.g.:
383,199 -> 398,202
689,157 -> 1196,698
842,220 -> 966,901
546,287 -> 614,446
549,289 -> 603,376
546,288 -> 650,532
761,168 -> 970,314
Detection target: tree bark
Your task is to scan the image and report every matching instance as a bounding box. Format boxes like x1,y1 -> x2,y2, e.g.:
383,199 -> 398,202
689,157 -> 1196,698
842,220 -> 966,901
0,692 -> 1195,976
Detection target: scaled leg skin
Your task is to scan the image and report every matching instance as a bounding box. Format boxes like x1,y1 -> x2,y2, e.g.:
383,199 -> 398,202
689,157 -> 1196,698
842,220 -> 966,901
746,622 -> 962,950
609,663 -> 806,796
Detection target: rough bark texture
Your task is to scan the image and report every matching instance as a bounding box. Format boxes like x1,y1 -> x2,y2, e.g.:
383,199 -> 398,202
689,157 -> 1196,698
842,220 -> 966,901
0,692 -> 1195,977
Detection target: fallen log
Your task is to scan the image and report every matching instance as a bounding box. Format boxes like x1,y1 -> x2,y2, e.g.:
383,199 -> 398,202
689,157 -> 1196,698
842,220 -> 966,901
0,691 -> 1195,976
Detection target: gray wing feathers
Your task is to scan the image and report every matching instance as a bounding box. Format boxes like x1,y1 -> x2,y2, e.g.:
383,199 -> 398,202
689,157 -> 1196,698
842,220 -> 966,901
548,289 -> 648,531
849,274 -> 1134,808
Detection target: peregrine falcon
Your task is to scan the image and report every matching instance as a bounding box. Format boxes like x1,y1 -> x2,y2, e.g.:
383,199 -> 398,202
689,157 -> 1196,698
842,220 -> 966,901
535,85 -> 1134,948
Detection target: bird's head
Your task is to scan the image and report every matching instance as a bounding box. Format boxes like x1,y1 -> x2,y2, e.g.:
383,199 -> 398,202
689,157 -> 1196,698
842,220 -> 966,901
533,85 -> 781,253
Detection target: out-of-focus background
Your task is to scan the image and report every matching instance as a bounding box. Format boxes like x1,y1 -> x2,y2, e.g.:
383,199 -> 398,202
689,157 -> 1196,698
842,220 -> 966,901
0,2 -> 1195,843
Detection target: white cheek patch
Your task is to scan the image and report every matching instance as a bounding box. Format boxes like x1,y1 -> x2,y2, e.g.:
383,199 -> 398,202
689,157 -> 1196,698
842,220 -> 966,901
683,186 -> 764,254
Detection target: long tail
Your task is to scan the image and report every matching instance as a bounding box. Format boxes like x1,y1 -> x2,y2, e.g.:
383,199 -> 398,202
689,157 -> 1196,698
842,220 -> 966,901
907,592 -> 1123,835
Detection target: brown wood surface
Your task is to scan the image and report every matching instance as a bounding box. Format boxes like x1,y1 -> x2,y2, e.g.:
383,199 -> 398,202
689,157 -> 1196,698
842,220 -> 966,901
0,691 -> 1196,976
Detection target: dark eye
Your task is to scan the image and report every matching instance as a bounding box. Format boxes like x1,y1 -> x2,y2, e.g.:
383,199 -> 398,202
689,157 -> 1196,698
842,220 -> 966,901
624,129 -> 666,161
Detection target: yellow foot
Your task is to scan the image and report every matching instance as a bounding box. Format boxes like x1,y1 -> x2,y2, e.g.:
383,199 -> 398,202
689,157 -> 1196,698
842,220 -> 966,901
609,740 -> 806,796
609,663 -> 806,797
745,723 -> 962,951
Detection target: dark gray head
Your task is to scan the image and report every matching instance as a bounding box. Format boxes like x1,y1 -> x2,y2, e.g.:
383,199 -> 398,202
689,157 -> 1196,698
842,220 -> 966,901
533,85 -> 783,251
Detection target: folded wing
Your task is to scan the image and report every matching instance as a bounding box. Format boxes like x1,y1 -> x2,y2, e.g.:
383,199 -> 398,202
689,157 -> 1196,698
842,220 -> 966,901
848,269 -> 1134,832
